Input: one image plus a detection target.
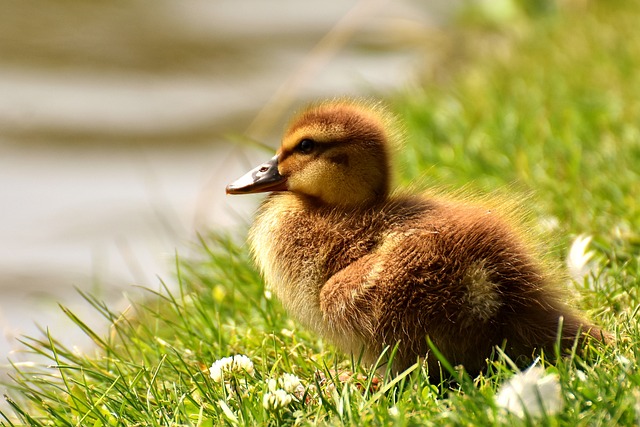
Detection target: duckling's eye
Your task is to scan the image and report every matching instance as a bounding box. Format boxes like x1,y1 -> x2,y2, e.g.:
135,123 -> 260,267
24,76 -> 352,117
296,139 -> 315,154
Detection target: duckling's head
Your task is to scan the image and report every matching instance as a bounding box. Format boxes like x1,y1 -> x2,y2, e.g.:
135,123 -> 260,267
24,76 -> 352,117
227,99 -> 400,207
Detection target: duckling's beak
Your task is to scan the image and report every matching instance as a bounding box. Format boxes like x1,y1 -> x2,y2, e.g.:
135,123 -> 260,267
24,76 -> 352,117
226,155 -> 288,194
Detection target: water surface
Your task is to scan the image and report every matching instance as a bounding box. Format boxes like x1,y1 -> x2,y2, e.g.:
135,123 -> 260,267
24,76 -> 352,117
0,0 -> 449,381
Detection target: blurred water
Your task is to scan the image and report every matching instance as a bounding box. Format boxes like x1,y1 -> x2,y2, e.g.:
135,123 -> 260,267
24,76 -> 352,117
0,0 -> 451,380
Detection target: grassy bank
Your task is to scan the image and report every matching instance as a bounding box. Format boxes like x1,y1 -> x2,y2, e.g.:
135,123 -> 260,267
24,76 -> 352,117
2,1 -> 640,425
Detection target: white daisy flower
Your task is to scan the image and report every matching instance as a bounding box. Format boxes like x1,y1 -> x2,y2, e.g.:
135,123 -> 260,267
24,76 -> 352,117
209,354 -> 255,382
575,369 -> 587,382
266,378 -> 278,392
280,373 -> 302,394
567,234 -> 595,282
263,389 -> 292,410
388,406 -> 399,417
495,363 -> 564,418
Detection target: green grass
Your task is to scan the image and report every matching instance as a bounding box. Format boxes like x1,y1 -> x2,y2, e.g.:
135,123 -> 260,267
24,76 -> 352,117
3,1 -> 640,425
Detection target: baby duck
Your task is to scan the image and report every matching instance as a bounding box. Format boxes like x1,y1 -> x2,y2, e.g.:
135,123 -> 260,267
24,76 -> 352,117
226,98 -> 607,377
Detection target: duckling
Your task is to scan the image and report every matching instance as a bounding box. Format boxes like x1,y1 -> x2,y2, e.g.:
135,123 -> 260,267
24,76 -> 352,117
226,98 -> 607,378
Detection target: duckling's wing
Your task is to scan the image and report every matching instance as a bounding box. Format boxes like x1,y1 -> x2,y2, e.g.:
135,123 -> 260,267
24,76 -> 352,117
319,252 -> 380,344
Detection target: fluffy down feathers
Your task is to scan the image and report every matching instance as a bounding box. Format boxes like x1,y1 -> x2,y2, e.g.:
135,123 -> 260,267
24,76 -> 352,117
227,98 -> 608,378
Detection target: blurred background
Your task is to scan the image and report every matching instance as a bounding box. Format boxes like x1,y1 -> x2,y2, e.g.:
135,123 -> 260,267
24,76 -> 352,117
0,1 -> 456,368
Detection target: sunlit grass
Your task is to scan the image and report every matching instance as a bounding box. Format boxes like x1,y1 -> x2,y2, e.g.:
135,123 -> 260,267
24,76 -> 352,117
3,1 -> 640,425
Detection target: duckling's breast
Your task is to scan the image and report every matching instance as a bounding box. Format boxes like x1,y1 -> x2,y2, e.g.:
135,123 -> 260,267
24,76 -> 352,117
248,193 -> 378,331
248,193 -> 431,335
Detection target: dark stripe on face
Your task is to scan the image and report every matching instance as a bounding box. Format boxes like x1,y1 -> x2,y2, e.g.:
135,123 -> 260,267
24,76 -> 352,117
280,141 -> 333,161
329,153 -> 349,166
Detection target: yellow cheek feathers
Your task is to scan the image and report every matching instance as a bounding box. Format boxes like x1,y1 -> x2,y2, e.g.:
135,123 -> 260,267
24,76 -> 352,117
286,155 -> 386,207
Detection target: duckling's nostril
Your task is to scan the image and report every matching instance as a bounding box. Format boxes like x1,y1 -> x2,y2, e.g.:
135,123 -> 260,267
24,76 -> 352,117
259,166 -> 269,173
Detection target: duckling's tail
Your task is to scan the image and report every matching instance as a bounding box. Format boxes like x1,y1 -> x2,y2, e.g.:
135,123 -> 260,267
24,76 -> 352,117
557,312 -> 613,349
503,303 -> 611,363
